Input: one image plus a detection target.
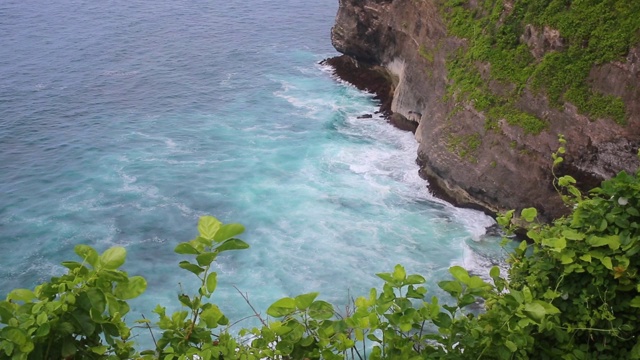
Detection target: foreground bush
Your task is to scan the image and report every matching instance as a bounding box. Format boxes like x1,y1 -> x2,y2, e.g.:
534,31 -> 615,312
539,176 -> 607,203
1,166 -> 640,359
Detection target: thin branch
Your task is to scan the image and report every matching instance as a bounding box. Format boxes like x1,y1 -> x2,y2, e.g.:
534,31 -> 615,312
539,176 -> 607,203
227,314 -> 262,330
234,285 -> 268,327
141,314 -> 158,350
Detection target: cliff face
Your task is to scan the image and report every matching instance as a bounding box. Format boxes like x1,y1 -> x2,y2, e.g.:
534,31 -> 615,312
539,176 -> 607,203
330,0 -> 640,221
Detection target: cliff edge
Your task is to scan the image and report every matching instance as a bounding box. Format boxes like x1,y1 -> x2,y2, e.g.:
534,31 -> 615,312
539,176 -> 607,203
329,0 -> 640,221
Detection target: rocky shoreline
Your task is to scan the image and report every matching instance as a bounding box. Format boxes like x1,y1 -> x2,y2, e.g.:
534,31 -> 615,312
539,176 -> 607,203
322,55 -> 495,215
321,56 -> 418,133
327,0 -> 640,222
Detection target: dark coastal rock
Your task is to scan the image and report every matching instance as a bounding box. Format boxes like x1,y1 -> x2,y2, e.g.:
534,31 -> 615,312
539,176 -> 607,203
357,114 -> 373,119
389,113 -> 418,133
321,56 -> 394,117
329,0 -> 640,221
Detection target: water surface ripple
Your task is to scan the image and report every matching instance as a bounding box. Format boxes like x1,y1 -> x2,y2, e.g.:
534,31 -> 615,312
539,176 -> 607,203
0,0 -> 505,339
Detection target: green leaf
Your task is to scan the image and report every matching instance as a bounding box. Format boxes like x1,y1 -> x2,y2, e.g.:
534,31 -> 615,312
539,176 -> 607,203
438,280 -> 463,297
392,264 -> 406,281
1,327 -> 28,346
627,207 -> 640,216
213,223 -> 245,242
497,210 -> 514,227
405,274 -> 426,285
107,295 -> 130,317
542,237 -> 566,251
568,186 -> 582,199
587,235 -> 620,249
7,289 -> 36,302
553,156 -> 564,166
178,261 -> 204,275
309,300 -> 334,320
490,266 -> 500,278
630,296 -> 640,308
406,285 -> 427,299
562,229 -> 585,240
100,269 -> 128,282
459,294 -> 477,307
0,302 -> 14,323
62,339 -> 76,358
61,261 -> 86,272
86,288 -> 107,313
198,215 -> 221,240
518,240 -> 528,251
196,252 -> 217,267
206,272 -> 217,294
74,245 -> 99,267
521,207 -> 538,222
174,242 -> 200,255
505,340 -> 517,352
193,235 -> 212,247
217,238 -> 250,252
450,266 -> 470,284
267,297 -> 296,317
523,286 -> 533,303
561,254 -> 574,264
90,346 -> 108,355
524,302 -> 546,322
200,305 -> 225,328
270,322 -> 292,336
114,276 -> 147,300
36,312 -> 47,325
71,310 -> 95,336
178,294 -> 192,308
276,340 -> 294,355
35,322 -> 50,337
295,292 -> 319,310
598,219 -> 608,231
376,272 -> 394,284
399,321 -> 412,332
99,247 -> 126,270
433,312 -> 452,328
468,276 -> 488,289
601,257 -> 613,270
558,175 -> 576,186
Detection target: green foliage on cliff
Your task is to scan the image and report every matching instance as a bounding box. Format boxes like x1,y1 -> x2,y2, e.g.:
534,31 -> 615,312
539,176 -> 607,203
441,0 -> 640,127
447,132 -> 482,162
2,166 -> 640,359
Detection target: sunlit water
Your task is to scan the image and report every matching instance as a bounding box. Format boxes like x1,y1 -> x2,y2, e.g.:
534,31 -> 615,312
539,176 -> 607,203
0,0 -> 508,345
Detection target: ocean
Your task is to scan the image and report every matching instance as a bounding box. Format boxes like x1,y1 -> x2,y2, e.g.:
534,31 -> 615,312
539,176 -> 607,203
0,0 -> 506,343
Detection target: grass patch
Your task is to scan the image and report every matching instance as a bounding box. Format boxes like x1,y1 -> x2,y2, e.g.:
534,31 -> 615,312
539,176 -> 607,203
447,132 -> 482,162
439,0 -> 639,126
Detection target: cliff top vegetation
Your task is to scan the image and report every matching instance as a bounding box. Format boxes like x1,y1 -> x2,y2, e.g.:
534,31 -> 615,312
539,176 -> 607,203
442,0 -> 640,132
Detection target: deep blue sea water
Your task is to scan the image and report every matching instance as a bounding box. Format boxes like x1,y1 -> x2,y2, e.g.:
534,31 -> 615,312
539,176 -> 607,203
0,0 -> 506,344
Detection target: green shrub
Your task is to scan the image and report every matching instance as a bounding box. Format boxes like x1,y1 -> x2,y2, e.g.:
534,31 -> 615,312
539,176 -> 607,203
2,165 -> 640,359
441,0 -> 639,127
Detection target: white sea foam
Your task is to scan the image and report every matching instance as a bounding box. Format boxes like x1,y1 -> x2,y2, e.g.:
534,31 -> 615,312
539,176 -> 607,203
0,0 -> 508,333
100,70 -> 140,77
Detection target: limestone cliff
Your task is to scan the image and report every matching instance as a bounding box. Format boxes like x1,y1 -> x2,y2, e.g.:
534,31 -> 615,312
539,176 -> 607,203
329,0 -> 640,221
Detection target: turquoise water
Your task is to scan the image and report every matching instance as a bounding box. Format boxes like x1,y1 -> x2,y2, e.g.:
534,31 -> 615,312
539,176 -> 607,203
0,0 -> 505,342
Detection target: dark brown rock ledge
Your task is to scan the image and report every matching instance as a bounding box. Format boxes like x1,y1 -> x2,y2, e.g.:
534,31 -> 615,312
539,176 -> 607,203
321,55 -> 418,133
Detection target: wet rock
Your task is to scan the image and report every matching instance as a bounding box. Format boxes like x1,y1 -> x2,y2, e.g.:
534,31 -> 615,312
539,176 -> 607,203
329,0 -> 640,221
